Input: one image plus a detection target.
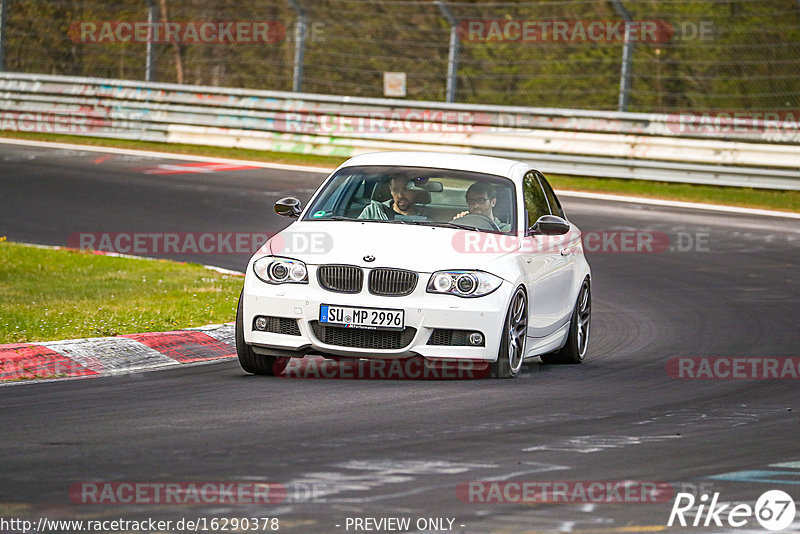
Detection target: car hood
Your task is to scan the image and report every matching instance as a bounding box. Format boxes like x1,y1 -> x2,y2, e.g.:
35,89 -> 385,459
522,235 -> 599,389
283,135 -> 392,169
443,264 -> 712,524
263,220 -> 516,273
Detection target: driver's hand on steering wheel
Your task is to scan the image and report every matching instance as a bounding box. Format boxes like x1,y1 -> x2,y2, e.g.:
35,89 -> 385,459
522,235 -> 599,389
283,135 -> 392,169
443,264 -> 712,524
452,210 -> 469,220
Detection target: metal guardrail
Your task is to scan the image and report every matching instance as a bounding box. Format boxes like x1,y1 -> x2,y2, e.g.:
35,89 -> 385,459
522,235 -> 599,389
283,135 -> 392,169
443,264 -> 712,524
1,72 -> 799,190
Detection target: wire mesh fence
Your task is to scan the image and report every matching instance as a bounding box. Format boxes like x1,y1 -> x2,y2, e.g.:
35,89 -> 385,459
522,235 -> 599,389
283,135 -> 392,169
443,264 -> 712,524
1,0 -> 799,112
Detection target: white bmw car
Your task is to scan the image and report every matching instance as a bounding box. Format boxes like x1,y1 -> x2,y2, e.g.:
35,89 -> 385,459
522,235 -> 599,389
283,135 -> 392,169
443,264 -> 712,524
236,152 -> 591,378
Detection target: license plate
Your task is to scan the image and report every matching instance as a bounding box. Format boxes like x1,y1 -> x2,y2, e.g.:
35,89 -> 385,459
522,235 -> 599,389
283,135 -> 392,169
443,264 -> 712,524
319,304 -> 404,331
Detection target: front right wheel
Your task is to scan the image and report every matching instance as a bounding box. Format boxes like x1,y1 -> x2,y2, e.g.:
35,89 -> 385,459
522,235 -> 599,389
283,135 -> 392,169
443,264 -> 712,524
492,287 -> 528,378
541,279 -> 591,365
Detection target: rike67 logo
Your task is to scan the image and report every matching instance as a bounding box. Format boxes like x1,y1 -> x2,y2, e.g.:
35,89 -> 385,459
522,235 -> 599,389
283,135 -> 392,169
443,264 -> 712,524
668,489 -> 796,531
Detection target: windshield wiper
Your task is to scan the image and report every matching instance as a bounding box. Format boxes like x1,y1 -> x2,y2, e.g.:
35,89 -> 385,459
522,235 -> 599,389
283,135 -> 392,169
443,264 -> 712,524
308,215 -> 357,222
343,218 -> 410,224
403,220 -> 482,232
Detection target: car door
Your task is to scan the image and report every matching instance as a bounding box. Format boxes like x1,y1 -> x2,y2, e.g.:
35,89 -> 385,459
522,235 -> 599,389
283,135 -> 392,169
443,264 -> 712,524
537,172 -> 580,327
521,171 -> 576,338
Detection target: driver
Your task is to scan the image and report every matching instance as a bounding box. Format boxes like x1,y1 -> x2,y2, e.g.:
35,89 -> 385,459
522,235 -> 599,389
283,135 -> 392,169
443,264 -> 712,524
358,175 -> 428,220
453,182 -> 511,231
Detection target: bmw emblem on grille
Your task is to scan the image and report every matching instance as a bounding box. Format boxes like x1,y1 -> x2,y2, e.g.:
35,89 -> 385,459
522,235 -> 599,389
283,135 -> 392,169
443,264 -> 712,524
363,255 -> 375,262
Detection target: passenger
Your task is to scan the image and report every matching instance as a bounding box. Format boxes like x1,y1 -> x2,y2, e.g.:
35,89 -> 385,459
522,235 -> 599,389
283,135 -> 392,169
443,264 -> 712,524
358,175 -> 428,220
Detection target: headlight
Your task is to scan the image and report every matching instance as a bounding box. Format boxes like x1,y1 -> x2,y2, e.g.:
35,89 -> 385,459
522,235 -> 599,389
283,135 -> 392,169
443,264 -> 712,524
426,270 -> 502,297
253,257 -> 308,284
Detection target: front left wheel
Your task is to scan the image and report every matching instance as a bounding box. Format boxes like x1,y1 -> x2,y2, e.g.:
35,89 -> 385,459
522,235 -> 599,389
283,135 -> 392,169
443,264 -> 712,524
492,287 -> 528,379
235,291 -> 279,375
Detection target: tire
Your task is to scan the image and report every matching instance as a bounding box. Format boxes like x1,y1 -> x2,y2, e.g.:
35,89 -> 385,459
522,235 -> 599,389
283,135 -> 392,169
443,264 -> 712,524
491,287 -> 528,379
541,279 -> 591,365
235,291 -> 279,375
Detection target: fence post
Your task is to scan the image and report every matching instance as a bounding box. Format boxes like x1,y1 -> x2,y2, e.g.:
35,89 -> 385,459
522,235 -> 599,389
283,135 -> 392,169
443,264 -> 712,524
610,0 -> 633,112
288,0 -> 306,92
0,0 -> 8,72
436,1 -> 459,103
144,0 -> 157,82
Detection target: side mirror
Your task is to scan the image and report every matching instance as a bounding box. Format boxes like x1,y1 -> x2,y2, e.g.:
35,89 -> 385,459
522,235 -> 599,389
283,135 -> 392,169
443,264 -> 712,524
528,214 -> 570,236
274,197 -> 302,218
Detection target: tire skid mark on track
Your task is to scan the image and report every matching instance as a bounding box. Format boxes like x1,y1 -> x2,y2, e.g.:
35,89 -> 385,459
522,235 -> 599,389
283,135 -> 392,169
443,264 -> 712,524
587,299 -> 663,360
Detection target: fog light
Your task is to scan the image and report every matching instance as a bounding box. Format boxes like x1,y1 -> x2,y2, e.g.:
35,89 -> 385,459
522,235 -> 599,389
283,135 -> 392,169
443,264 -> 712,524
254,316 -> 268,331
468,332 -> 484,346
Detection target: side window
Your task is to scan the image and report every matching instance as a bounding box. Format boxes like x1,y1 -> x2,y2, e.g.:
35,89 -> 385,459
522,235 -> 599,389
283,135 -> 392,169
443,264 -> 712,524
311,174 -> 348,215
341,177 -> 371,218
537,172 -> 565,219
523,171 -> 550,227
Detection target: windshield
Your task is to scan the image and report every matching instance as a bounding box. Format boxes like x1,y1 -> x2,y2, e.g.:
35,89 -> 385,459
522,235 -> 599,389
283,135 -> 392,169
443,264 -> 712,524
303,165 -> 516,233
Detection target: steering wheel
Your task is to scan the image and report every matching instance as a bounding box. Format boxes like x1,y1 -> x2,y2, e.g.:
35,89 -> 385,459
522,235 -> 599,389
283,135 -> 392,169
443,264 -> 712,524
454,213 -> 501,231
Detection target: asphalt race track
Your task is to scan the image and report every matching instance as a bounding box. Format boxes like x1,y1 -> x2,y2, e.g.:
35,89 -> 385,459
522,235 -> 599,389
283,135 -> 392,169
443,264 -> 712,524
2,142 -> 800,533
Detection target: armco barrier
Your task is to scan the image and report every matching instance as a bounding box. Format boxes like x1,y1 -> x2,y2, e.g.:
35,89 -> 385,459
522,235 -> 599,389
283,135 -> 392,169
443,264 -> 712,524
1,72 -> 799,190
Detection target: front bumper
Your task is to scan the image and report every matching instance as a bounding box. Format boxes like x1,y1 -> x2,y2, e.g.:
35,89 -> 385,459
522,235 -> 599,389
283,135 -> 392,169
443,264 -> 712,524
242,271 -> 512,361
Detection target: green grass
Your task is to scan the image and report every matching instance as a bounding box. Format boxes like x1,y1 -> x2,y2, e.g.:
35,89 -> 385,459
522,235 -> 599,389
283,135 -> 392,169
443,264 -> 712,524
1,131 -> 798,213
0,241 -> 243,344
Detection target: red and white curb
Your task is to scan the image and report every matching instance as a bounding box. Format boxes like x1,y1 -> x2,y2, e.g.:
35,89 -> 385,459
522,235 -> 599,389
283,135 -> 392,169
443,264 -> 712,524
0,323 -> 236,384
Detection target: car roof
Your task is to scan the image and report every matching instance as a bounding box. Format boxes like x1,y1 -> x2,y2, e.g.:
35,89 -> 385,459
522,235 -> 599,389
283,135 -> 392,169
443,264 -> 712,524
338,151 -> 527,179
